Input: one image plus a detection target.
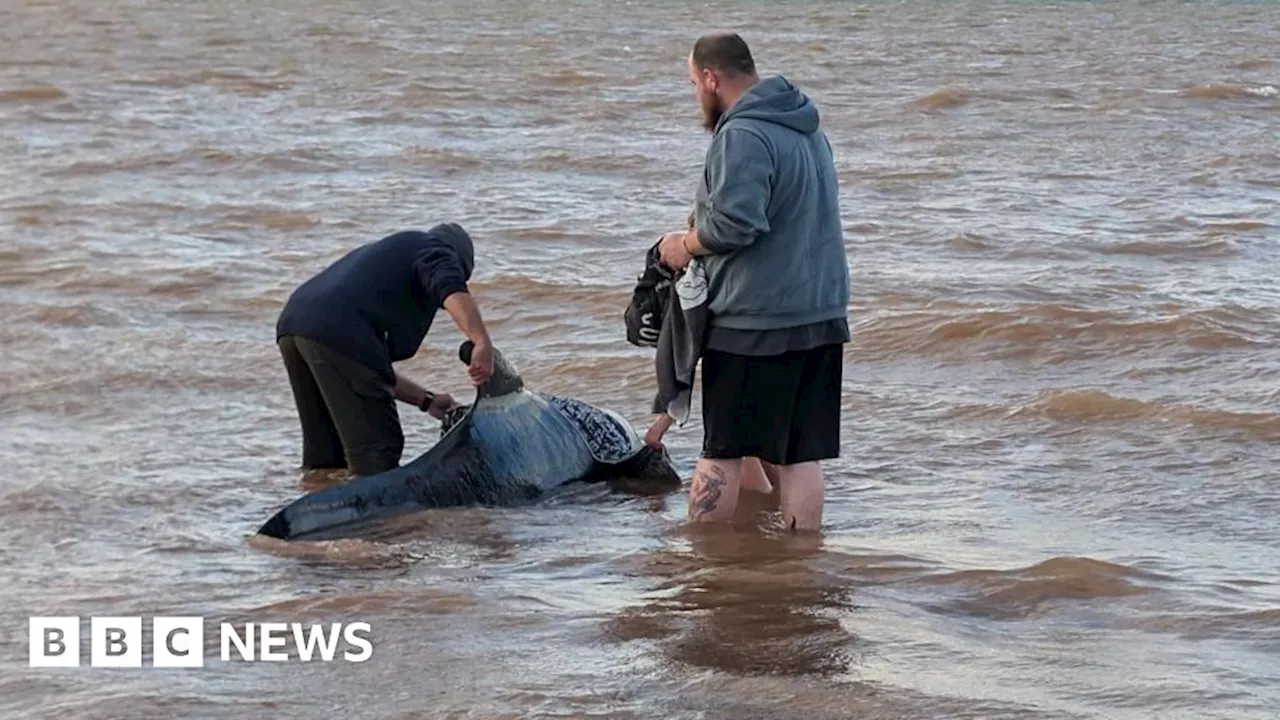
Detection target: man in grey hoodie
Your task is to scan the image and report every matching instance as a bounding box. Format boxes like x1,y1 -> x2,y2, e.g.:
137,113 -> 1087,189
657,32 -> 850,532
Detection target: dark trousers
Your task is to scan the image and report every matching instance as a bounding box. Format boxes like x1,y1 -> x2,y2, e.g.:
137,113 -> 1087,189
278,334 -> 403,476
700,343 -> 844,466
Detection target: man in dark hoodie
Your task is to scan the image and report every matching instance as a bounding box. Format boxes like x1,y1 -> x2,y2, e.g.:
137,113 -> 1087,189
656,33 -> 850,532
275,223 -> 496,477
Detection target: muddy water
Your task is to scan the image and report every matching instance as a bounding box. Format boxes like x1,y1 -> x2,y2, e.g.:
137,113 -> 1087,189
2,0 -> 1278,717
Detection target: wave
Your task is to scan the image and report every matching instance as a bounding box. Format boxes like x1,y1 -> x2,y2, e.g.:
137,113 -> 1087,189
914,556 -> 1167,619
1135,608 -> 1280,641
0,85 -> 68,102
397,145 -> 484,171
1232,58 -> 1271,71
0,364 -> 275,411
237,587 -> 478,616
1200,220 -> 1270,233
851,302 -> 1271,361
525,150 -> 656,173
189,208 -> 323,232
8,302 -> 127,328
910,87 -> 974,110
471,274 -> 629,303
196,69 -> 292,95
42,147 -> 346,177
539,69 -> 609,87
1000,389 -> 1280,440
1179,83 -> 1278,101
1092,237 -> 1238,257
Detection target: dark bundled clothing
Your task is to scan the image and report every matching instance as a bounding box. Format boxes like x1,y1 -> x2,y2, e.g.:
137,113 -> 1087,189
276,224 -> 475,385
623,242 -> 670,349
623,240 -> 710,427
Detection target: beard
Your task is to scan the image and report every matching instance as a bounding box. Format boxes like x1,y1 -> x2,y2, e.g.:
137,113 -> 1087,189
701,94 -> 725,133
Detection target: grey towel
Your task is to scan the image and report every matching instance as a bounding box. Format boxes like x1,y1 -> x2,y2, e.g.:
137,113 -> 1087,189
651,250 -> 710,427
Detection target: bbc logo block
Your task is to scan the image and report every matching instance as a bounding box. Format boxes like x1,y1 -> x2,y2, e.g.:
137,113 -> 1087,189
153,616 -> 204,668
29,616 -> 372,667
30,616 -> 205,668
29,617 -> 79,667
90,617 -> 142,667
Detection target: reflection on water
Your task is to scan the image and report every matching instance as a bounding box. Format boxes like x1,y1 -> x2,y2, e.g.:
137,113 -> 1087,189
607,526 -> 855,679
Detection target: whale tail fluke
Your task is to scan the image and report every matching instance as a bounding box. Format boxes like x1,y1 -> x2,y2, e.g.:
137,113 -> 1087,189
457,340 -> 524,398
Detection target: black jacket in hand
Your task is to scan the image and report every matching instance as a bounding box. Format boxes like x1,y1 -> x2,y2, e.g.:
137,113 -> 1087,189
624,239 -> 710,427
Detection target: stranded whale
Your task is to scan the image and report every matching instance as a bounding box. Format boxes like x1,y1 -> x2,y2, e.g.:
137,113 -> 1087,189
256,341 -> 681,541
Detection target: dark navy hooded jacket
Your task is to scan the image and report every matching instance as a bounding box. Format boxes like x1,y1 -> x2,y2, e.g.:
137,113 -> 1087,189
276,223 -> 475,385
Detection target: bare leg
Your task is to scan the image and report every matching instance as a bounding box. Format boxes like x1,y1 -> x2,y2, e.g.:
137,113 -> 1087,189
731,457 -> 780,524
687,458 -> 742,524
776,461 -> 825,531
739,457 -> 773,494
759,458 -> 782,488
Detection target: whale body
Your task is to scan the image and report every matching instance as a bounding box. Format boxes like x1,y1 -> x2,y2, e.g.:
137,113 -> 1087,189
256,341 -> 680,541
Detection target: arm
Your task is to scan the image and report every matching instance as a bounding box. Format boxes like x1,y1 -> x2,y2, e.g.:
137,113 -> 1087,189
414,246 -> 493,348
645,412 -> 675,449
444,290 -> 495,386
442,291 -> 492,350
414,244 -> 494,386
657,207 -> 709,269
682,228 -> 708,257
393,371 -> 458,415
393,372 -> 432,407
682,207 -> 706,257
693,127 -> 773,254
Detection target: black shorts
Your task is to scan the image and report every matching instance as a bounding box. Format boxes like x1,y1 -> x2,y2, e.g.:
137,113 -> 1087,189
278,334 -> 403,476
700,343 -> 844,466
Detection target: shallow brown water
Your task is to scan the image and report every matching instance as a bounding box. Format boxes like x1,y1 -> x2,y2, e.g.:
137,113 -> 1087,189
2,0 -> 1279,717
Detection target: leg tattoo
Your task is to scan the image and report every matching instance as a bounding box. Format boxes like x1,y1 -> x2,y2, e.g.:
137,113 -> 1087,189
689,464 -> 728,521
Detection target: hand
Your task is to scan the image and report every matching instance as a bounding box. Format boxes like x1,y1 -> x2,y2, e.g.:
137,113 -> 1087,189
657,230 -> 693,272
467,340 -> 494,386
645,414 -> 673,449
424,392 -> 458,420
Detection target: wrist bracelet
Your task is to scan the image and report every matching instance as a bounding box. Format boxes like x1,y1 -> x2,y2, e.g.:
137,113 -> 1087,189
419,391 -> 435,412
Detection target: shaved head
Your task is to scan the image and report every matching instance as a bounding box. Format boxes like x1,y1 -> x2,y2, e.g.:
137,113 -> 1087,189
687,32 -> 759,132
690,32 -> 756,77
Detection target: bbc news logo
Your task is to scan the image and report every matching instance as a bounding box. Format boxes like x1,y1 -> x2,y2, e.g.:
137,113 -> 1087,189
29,617 -> 373,667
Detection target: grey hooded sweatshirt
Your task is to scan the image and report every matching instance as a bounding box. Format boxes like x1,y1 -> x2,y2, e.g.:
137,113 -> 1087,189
692,75 -> 850,348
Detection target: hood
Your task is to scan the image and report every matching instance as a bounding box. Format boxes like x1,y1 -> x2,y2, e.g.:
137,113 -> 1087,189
717,75 -> 820,135
432,222 -> 475,280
